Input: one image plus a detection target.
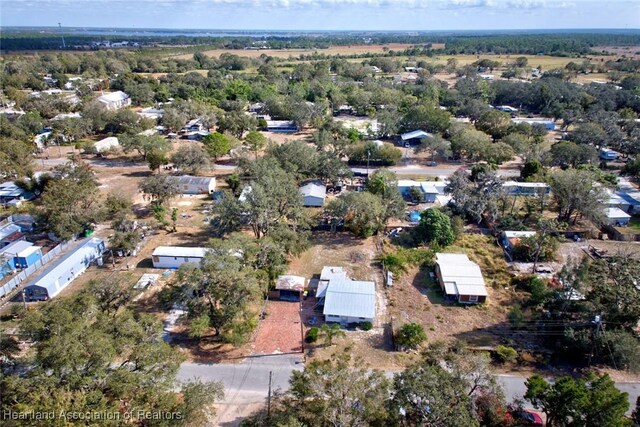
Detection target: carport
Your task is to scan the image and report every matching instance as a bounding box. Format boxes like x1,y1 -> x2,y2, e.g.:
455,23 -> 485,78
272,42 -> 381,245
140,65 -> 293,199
274,275 -> 306,301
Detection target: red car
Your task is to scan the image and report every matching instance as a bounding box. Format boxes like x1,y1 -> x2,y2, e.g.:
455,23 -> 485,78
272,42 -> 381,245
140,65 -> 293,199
505,409 -> 544,426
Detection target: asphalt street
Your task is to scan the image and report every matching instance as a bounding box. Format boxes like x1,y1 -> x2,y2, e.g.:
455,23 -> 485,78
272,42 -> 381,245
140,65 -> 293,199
177,358 -> 640,423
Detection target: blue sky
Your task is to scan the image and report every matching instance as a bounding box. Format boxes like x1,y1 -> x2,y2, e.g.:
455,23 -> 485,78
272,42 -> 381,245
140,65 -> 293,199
2,0 -> 638,30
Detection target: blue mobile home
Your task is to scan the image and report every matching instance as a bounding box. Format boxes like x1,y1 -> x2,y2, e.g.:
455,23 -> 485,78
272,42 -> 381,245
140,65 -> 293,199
14,244 -> 43,269
0,240 -> 42,269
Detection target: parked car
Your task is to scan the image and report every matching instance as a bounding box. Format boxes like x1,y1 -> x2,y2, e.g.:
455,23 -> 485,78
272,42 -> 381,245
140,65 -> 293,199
505,410 -> 543,426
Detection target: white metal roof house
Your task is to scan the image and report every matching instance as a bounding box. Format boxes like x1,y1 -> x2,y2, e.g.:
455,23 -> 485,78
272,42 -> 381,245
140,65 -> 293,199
168,175 -> 216,195
511,118 -> 556,130
0,182 -> 33,207
503,181 -> 550,196
616,190 -> 640,214
396,180 -> 447,203
23,237 -> 105,301
97,91 -> 131,110
435,253 -> 488,304
317,266 -> 376,324
323,278 -> 376,324
605,207 -> 631,226
0,223 -> 25,248
299,182 -> 327,207
400,130 -> 433,144
138,108 -> 164,120
93,136 -> 120,153
151,246 -> 208,269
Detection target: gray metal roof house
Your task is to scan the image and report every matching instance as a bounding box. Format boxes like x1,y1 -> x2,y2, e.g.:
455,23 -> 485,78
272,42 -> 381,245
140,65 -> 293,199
23,237 -> 105,301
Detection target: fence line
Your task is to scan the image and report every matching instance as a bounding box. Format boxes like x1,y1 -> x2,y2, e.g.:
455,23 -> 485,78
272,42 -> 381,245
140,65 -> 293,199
0,240 -> 71,299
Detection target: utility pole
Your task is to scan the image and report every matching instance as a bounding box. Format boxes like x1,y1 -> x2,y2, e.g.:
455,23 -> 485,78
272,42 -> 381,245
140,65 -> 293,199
299,292 -> 305,355
267,370 -> 273,420
366,150 -> 371,178
588,313 -> 603,368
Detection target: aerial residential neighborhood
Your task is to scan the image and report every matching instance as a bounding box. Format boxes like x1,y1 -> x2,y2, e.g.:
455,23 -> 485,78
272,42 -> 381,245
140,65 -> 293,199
1,2 -> 640,426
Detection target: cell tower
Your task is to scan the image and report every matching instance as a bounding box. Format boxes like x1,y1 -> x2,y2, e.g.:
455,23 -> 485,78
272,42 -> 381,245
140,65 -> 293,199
58,23 -> 66,48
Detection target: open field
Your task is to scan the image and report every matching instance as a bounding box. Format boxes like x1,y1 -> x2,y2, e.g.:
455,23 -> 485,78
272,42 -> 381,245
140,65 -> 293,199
169,43 -> 420,60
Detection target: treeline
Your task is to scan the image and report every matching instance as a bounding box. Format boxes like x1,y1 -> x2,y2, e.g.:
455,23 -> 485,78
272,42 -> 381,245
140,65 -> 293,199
443,33 -> 640,56
3,31 -> 640,55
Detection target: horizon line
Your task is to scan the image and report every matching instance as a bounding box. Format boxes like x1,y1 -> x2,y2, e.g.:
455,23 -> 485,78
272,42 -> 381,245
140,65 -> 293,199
2,25 -> 640,33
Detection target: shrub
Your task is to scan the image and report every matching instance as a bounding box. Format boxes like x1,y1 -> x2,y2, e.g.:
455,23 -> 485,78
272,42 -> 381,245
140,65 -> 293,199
395,322 -> 427,350
360,321 -> 373,331
379,247 -> 435,277
494,345 -> 518,364
306,327 -> 319,343
508,304 -> 525,329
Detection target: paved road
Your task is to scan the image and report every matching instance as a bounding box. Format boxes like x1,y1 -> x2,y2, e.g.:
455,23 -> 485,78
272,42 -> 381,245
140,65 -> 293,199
177,354 -> 303,425
177,357 -> 639,424
498,374 -> 640,415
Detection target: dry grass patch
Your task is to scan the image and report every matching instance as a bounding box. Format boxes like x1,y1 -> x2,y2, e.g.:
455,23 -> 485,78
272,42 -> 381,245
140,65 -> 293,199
442,233 -> 511,288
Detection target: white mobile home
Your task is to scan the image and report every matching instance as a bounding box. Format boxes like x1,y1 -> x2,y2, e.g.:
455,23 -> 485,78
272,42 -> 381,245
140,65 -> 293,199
23,237 -> 105,301
151,246 -> 207,269
168,175 -> 216,195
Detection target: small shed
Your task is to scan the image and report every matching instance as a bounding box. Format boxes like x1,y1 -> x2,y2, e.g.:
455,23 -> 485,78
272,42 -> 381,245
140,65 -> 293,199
299,182 -> 327,207
605,207 -> 631,226
274,275 -> 306,301
168,175 -> 216,195
23,237 -> 105,301
151,246 -> 207,269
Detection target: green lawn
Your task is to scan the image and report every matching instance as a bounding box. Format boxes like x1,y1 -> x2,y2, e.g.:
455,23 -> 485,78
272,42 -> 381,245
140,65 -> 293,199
629,217 -> 640,232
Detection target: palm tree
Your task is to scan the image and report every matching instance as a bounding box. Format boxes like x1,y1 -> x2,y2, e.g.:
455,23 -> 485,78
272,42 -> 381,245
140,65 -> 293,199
319,323 -> 345,347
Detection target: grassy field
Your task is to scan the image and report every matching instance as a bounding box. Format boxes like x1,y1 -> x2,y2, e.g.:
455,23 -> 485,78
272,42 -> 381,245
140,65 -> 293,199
169,43 -> 421,60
